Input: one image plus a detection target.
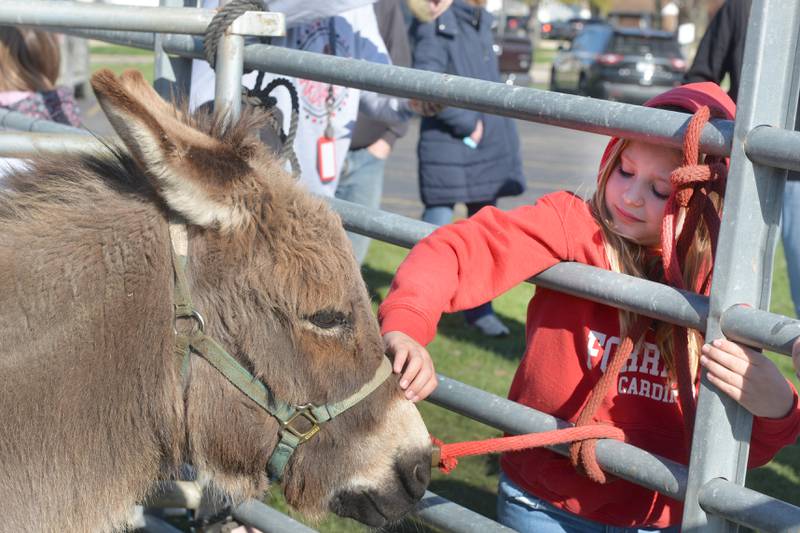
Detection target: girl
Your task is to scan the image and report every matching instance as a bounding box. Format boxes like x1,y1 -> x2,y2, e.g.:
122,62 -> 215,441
379,82 -> 800,531
0,27 -> 81,127
0,27 -> 82,178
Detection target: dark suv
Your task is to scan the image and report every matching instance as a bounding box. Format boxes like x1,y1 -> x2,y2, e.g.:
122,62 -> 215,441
549,24 -> 686,104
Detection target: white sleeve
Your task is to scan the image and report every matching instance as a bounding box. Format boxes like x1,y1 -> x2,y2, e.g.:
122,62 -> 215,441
357,91 -> 413,125
201,0 -> 377,25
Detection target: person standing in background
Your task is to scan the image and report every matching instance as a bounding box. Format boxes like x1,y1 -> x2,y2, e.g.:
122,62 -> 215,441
191,0 -> 423,198
336,0 -> 413,265
409,0 -> 526,337
684,0 -> 800,320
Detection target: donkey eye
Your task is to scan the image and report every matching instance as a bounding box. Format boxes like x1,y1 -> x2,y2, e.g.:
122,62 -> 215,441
307,310 -> 349,329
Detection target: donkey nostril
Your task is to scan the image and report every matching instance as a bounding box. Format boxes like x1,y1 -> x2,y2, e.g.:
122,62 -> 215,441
414,464 -> 426,484
396,453 -> 430,502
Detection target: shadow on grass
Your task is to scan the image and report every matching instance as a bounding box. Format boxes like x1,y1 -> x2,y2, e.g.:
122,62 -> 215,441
437,310 -> 526,362
746,442 -> 800,507
361,264 -> 527,363
362,264 -> 394,305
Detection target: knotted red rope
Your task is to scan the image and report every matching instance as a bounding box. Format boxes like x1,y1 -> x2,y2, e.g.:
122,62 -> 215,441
660,105 -> 726,438
430,106 -> 726,484
431,317 -> 649,483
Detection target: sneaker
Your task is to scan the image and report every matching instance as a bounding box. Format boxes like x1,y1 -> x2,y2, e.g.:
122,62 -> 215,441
469,313 -> 510,337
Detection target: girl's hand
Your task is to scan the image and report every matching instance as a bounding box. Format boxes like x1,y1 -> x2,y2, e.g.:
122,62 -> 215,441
701,338 -> 794,419
382,331 -> 438,402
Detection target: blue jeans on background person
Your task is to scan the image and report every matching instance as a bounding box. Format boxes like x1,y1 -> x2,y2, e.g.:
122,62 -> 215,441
782,180 -> 800,318
335,147 -> 387,265
496,472 -> 680,533
422,201 -> 495,324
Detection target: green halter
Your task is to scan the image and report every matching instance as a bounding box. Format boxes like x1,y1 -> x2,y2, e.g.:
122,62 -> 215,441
170,230 -> 392,481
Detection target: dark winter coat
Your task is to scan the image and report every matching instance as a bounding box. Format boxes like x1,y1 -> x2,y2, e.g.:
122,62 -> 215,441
684,0 -> 750,102
410,0 -> 525,206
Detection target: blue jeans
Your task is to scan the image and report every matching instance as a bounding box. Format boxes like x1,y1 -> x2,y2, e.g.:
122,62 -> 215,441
422,201 -> 495,323
335,148 -> 386,265
782,180 -> 800,317
497,473 -> 680,533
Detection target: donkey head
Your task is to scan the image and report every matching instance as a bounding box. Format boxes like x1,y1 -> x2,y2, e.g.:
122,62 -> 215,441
91,69 -> 431,525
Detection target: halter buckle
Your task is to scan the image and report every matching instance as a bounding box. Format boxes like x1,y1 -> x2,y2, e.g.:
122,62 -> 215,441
174,309 -> 205,336
281,404 -> 321,443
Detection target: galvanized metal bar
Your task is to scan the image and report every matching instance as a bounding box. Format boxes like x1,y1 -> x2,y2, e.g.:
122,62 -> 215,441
0,1 -> 284,36
329,198 -> 709,330
213,0 -> 245,121
241,44 -> 733,157
431,375 -> 800,532
0,108 -> 88,135
231,500 -> 318,533
683,0 -> 800,531
415,491 -> 516,533
429,375 -> 686,499
697,478 -> 800,533
130,506 -> 186,533
0,132 -> 107,156
745,125 -> 800,172
47,27 -> 735,156
144,481 -> 203,509
721,304 -> 800,356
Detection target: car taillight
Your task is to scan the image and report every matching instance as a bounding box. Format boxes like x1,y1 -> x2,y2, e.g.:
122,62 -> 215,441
670,58 -> 687,70
543,23 -> 552,32
597,53 -> 624,65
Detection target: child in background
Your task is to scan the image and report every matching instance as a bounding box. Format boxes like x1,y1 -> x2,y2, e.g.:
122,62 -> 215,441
0,27 -> 81,127
0,27 -> 82,178
379,82 -> 800,531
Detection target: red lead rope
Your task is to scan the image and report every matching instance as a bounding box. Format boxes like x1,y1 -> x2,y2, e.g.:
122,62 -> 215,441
431,425 -> 625,474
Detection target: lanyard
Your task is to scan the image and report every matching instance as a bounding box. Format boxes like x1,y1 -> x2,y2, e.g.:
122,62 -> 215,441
324,17 -> 336,138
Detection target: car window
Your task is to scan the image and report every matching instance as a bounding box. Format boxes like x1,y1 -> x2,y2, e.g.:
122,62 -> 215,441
571,32 -> 589,50
581,27 -> 609,52
610,34 -> 682,57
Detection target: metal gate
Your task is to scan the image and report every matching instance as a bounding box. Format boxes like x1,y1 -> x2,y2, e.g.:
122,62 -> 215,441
1,1 -> 799,531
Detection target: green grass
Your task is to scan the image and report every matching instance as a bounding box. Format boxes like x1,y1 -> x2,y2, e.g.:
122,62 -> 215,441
261,239 -> 799,531
534,46 -> 559,66
89,62 -> 154,86
89,45 -> 155,87
89,43 -> 153,56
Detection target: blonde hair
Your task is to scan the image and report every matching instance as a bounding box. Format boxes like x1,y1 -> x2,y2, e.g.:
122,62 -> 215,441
589,139 -> 722,381
0,27 -> 61,92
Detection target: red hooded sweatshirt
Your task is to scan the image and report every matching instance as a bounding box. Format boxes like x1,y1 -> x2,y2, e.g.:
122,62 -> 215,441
378,82 -> 800,528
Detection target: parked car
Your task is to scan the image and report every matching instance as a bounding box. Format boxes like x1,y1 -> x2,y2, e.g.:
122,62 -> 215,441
549,24 -> 686,104
540,17 -> 604,41
541,17 -> 605,41
493,31 -> 533,86
540,19 -> 574,40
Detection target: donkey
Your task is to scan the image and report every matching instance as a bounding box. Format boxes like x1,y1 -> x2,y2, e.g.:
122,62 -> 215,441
0,69 -> 431,532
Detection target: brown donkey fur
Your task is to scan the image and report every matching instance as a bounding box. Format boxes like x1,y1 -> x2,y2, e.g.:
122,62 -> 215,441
0,69 -> 430,532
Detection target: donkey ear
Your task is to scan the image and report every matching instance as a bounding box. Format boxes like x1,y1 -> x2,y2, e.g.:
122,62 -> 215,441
90,69 -> 252,231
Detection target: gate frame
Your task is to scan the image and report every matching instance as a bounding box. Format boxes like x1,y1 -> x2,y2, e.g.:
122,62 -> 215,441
1,1 -> 800,531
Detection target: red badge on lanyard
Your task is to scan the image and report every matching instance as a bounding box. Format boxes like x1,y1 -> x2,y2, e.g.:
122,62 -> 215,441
317,135 -> 336,183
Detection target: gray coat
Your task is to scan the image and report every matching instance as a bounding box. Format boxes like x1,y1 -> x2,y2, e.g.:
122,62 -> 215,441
411,0 -> 525,205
